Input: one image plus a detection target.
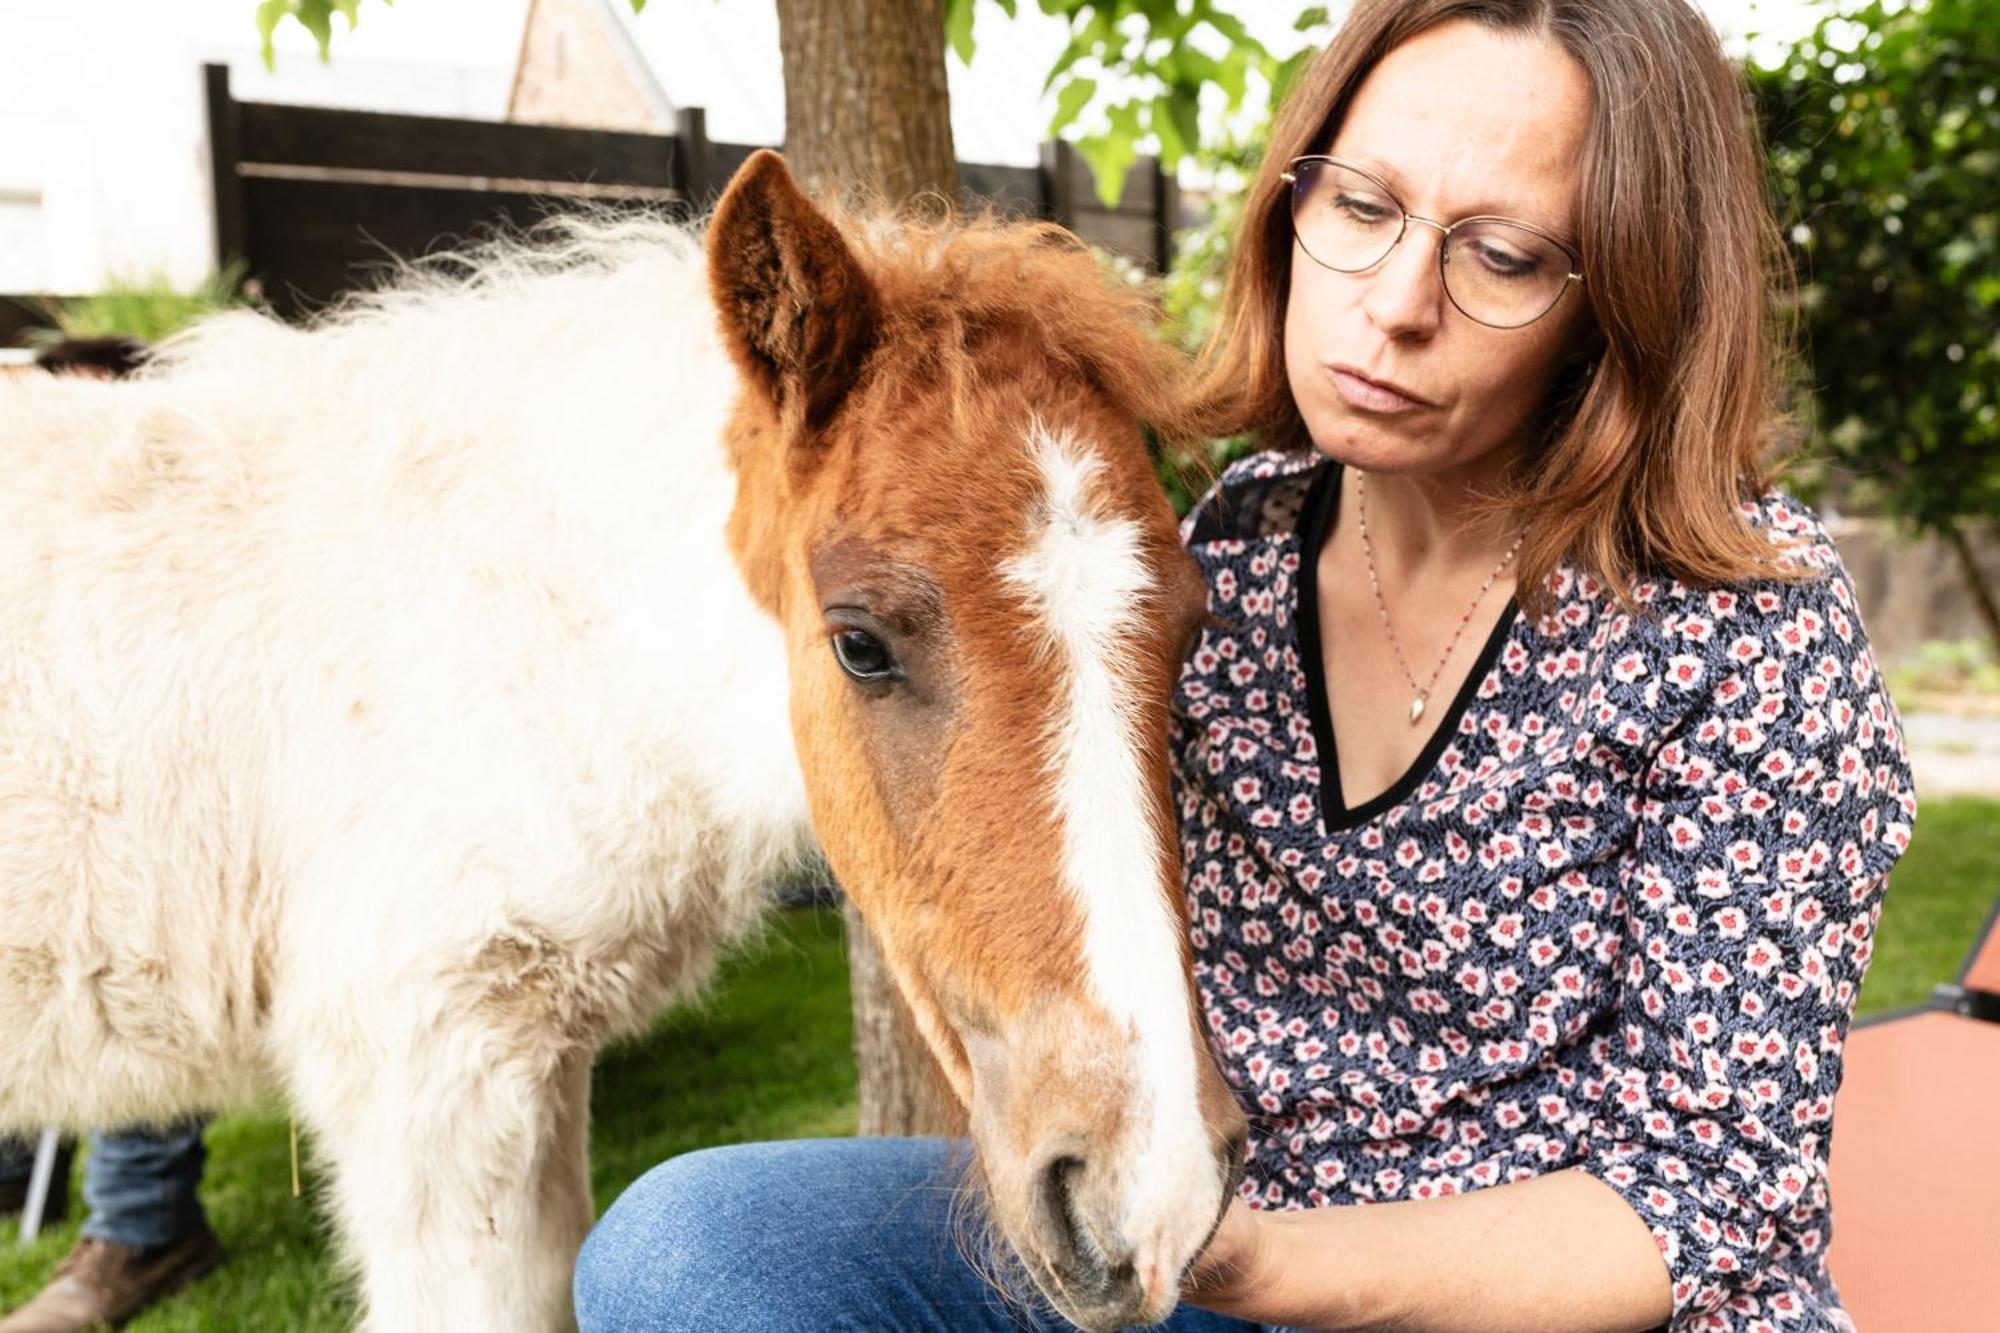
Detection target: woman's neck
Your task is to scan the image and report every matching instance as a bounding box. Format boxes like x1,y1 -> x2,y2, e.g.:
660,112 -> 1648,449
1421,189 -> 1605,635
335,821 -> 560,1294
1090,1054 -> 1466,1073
1330,448 -> 1524,584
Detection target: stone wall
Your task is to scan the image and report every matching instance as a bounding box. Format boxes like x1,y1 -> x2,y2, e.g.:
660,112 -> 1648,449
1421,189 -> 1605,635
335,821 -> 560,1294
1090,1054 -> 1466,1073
1826,516 -> 2000,666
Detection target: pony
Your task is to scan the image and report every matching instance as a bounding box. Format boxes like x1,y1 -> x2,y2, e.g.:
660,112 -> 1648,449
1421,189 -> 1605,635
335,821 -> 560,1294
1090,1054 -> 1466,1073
0,151 -> 1246,1332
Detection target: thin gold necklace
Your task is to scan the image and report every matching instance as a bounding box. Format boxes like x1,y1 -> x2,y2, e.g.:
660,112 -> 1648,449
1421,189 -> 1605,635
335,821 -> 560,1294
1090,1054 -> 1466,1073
1355,471 -> 1525,725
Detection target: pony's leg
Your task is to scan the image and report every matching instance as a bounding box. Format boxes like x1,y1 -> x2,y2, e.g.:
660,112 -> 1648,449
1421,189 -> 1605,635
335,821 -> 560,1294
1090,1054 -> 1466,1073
288,1031 -> 595,1333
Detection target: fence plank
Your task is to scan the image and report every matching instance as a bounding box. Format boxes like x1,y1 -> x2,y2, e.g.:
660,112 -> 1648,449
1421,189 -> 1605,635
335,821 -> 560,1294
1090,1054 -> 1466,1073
958,161 -> 1043,218
242,177 -> 659,317
238,100 -> 681,191
1066,211 -> 1165,269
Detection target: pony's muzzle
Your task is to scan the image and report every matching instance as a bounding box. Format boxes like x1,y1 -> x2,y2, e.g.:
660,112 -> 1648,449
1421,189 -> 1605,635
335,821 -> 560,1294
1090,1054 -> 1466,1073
1027,1147 -> 1145,1323
1023,1130 -> 1248,1330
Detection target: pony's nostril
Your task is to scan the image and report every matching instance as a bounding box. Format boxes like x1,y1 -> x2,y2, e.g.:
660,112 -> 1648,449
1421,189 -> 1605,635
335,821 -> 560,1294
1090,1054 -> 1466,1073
1035,1154 -> 1090,1269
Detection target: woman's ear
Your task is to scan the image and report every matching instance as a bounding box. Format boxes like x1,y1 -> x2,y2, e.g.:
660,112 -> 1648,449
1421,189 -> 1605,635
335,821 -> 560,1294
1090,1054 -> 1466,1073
706,150 -> 881,443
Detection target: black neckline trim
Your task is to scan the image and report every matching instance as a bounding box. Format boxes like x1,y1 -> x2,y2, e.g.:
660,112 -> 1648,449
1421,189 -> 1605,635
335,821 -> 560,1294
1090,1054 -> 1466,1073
1295,458 -> 1523,831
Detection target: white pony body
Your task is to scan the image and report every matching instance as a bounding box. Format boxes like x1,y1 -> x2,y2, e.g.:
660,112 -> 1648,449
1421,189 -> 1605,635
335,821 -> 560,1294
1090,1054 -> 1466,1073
0,220 -> 811,1327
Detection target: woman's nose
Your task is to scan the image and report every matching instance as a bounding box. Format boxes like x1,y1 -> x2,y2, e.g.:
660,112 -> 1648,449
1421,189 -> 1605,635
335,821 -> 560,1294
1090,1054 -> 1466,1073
1360,222 -> 1448,340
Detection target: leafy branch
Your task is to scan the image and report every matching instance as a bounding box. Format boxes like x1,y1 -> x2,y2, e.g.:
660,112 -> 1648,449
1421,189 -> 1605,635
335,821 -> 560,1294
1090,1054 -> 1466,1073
946,0 -> 1332,205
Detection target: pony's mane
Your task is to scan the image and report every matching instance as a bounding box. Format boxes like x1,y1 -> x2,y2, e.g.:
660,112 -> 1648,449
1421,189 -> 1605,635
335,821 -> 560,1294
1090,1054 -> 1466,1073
835,209 -> 1195,444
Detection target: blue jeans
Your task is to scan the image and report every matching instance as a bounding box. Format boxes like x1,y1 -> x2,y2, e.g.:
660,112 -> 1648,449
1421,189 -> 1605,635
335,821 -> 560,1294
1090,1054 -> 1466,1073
0,1123 -> 207,1247
81,1120 -> 209,1248
577,1138 -> 1292,1333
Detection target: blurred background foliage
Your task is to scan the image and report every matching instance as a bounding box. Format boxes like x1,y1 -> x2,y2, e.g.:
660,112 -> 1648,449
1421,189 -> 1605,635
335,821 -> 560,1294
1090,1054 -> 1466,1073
1751,0 -> 2000,651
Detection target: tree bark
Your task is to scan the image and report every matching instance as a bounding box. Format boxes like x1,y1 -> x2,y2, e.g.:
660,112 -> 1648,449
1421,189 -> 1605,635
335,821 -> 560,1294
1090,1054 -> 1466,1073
772,0 -> 960,1138
775,0 -> 960,211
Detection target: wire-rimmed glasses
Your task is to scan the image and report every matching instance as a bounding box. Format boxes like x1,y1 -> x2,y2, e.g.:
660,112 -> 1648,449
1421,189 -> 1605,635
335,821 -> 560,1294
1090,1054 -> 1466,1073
1282,155 -> 1585,330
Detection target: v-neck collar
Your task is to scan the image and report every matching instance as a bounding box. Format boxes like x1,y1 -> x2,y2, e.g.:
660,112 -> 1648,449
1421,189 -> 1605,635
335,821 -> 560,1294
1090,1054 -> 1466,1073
1295,458 -> 1523,831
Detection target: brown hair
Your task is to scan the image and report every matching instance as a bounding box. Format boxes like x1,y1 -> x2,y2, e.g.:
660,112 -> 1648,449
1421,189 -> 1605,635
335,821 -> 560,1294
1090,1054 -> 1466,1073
1183,0 -> 1812,617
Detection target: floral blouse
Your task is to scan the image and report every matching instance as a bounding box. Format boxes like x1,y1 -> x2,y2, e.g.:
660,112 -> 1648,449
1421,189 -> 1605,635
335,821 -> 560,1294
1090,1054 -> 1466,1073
1171,451 -> 1917,1332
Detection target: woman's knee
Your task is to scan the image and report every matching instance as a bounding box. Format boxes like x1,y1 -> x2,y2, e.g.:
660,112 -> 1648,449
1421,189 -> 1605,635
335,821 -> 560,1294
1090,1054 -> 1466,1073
575,1146 -> 764,1327
574,1138 -> 968,1332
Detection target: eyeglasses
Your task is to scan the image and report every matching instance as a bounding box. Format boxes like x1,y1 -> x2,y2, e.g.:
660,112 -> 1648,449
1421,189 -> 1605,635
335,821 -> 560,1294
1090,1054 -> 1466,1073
1281,156 -> 1585,330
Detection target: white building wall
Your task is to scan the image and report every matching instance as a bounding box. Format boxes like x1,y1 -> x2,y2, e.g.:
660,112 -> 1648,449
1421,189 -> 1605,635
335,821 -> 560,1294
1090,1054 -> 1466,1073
0,0 -> 521,295
0,1 -> 212,292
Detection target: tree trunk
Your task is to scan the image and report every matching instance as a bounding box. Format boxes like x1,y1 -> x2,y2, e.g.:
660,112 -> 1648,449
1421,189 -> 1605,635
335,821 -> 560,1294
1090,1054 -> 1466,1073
772,0 -> 960,1138
1942,517 -> 2000,662
775,0 -> 960,211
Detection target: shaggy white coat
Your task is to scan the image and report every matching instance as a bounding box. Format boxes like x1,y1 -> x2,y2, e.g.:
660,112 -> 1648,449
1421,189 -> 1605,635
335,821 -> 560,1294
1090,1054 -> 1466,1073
0,220 -> 814,1329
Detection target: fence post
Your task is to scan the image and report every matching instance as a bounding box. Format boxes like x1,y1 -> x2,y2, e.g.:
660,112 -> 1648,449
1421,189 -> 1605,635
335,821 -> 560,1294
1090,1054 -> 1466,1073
674,107 -> 713,213
1039,138 -> 1078,234
203,64 -> 248,277
1152,155 -> 1178,273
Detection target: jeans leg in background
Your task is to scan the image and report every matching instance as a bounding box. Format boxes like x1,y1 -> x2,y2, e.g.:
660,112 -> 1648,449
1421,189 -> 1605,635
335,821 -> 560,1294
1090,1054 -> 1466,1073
81,1120 -> 210,1249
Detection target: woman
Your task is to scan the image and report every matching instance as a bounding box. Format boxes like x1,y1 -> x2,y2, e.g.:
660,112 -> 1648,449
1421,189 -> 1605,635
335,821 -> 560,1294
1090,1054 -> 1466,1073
576,1 -> 1916,1329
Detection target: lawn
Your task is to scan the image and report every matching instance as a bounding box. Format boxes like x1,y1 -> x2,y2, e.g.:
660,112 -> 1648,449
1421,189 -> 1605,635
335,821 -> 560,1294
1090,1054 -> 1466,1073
3,799 -> 1994,1328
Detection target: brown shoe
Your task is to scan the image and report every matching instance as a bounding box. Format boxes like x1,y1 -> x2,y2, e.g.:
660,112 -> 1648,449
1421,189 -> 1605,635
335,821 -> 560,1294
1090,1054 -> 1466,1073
0,1227 -> 224,1332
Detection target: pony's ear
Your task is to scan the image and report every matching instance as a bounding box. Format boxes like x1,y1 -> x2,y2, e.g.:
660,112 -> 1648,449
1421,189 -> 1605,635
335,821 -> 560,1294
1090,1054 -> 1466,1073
707,150 -> 880,439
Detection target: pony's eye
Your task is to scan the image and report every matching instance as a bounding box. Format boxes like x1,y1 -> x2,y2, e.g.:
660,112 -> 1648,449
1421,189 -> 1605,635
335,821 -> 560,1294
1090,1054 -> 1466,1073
831,629 -> 896,682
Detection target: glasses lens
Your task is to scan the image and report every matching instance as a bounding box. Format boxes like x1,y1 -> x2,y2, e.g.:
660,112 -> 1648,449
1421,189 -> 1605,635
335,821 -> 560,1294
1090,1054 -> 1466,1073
1442,220 -> 1573,328
1290,160 -> 1403,273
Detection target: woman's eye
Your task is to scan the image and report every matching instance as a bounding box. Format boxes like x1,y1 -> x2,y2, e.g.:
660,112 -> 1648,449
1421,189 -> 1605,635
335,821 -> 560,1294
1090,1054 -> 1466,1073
1472,240 -> 1538,278
831,629 -> 897,682
1333,193 -> 1393,224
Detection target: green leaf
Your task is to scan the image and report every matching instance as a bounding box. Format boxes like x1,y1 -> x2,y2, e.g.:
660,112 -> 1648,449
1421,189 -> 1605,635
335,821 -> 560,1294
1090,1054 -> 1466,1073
1152,93 -> 1187,163
1201,8 -> 1256,51
1042,38 -> 1087,93
1214,46 -> 1248,104
1050,75 -> 1098,134
255,0 -> 286,71
1075,129 -> 1139,208
1173,48 -> 1220,88
300,3 -> 335,62
944,0 -> 976,65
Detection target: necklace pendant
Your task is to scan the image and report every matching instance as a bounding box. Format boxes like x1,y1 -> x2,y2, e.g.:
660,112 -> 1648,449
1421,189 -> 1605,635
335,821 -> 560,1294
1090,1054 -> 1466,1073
1409,694 -> 1427,724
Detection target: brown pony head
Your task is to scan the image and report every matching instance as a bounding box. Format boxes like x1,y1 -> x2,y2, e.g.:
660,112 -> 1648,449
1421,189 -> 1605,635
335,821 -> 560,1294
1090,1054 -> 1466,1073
708,151 -> 1246,1328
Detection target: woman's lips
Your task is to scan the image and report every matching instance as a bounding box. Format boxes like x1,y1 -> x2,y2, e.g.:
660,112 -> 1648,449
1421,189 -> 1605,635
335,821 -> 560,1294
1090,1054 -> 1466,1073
1327,365 -> 1432,414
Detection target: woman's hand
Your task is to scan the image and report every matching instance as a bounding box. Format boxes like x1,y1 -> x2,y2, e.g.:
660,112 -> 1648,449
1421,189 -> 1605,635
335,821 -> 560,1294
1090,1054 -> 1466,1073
1181,1197 -> 1273,1309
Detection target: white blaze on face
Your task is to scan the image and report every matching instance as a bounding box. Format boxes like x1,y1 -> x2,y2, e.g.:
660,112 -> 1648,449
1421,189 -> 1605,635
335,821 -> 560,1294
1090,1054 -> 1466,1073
1000,424 -> 1210,1254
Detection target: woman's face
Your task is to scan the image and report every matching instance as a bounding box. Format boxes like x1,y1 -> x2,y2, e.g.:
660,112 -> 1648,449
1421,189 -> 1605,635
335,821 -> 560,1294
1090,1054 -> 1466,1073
1283,20 -> 1595,479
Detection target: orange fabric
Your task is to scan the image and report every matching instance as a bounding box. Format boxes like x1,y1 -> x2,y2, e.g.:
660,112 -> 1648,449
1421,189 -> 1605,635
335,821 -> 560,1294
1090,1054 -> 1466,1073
1827,1012 -> 2000,1332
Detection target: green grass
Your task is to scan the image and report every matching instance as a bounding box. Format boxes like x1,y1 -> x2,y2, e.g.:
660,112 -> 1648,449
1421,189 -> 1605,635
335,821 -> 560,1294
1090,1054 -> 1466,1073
3,801 -> 1994,1326
1855,795 -> 2000,1016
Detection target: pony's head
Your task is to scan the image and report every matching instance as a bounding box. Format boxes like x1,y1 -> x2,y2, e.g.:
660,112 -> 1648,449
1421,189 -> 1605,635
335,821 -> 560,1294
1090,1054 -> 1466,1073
708,152 -> 1246,1328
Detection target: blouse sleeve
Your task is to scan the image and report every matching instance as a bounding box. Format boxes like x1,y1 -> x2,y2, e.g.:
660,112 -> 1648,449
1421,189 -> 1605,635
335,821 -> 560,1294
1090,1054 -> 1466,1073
1577,554 -> 1917,1325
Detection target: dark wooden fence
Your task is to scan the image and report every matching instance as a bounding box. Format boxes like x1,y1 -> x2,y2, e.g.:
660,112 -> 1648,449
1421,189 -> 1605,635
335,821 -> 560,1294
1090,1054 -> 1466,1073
205,64 -> 1181,319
